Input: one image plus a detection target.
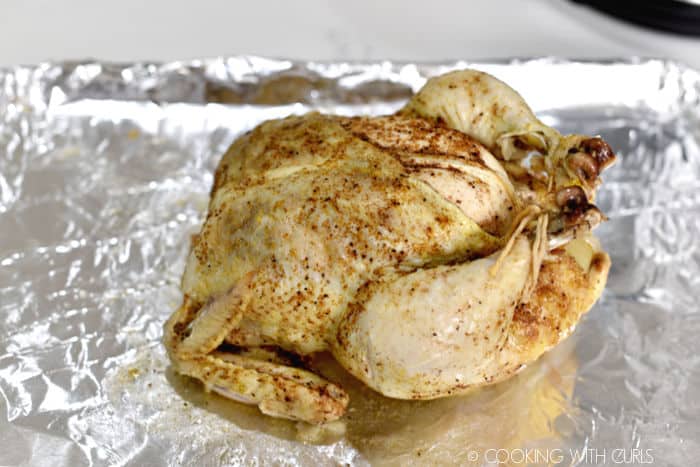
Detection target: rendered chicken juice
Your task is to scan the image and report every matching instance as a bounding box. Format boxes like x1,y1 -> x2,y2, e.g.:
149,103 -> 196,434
164,69 -> 615,424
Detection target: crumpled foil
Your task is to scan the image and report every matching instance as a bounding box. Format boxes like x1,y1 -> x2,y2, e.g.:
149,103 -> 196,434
1,57 -> 699,466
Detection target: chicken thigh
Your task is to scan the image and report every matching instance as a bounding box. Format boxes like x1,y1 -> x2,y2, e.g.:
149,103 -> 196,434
164,69 -> 614,424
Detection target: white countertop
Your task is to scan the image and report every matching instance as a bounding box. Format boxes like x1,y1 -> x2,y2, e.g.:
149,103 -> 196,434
1,0 -> 699,68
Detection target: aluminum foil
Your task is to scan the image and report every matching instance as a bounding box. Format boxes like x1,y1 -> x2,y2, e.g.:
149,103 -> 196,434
1,57 -> 699,466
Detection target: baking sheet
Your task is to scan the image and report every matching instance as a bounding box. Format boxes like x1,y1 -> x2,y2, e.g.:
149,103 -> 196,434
1,57 -> 699,466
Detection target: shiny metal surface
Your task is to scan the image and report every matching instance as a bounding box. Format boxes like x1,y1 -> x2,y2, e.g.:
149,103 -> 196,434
0,57 -> 698,466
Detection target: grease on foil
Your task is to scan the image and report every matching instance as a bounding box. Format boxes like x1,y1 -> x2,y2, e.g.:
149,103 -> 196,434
1,57 -> 699,466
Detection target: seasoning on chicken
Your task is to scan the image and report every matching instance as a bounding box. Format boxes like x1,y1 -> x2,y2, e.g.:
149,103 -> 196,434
164,69 -> 614,424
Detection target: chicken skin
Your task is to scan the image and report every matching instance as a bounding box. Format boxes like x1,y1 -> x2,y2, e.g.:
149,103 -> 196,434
164,70 -> 614,424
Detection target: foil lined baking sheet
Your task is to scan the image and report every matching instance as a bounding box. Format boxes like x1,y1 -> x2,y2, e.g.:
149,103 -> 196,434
1,57 -> 699,466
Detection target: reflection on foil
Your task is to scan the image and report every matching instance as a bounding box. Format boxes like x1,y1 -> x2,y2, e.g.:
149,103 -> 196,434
0,57 -> 699,466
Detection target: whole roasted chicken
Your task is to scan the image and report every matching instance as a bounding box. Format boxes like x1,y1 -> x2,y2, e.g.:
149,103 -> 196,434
164,70 -> 615,424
